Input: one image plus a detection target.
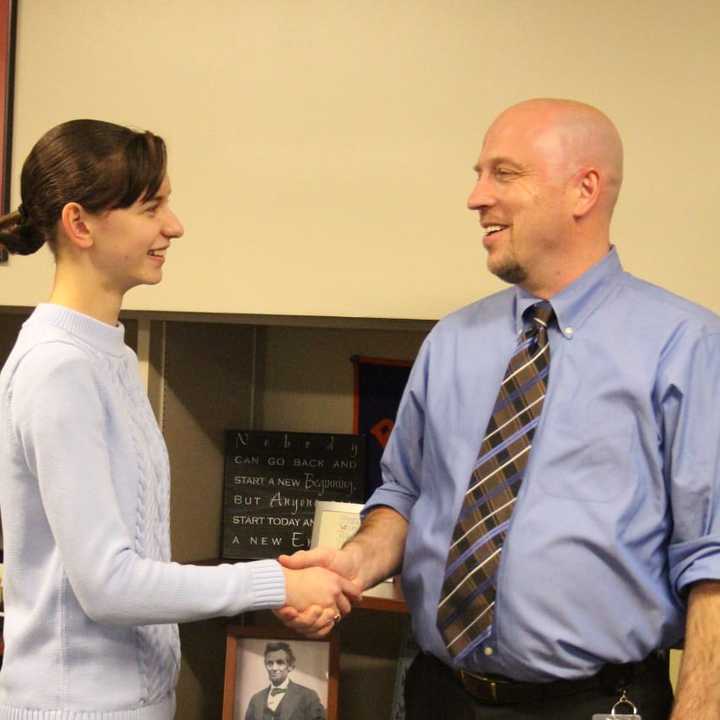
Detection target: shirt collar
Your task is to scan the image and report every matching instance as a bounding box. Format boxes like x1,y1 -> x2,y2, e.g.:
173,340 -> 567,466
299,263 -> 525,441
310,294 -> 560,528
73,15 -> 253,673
271,679 -> 290,691
513,246 -> 623,338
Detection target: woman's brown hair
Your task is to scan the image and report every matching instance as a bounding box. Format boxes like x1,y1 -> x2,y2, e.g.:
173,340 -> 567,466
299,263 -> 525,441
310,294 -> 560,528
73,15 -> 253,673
0,119 -> 166,256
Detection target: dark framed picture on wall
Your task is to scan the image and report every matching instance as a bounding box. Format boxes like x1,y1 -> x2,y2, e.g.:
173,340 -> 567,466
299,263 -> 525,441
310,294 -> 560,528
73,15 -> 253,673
0,0 -> 17,265
223,625 -> 339,720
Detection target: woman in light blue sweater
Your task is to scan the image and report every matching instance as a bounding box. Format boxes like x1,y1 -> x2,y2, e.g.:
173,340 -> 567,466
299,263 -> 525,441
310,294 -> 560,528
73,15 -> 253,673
0,120 -> 358,719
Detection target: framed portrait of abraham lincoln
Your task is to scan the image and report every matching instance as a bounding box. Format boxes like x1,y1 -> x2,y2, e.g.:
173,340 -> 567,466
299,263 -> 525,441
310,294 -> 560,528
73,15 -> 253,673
223,625 -> 339,720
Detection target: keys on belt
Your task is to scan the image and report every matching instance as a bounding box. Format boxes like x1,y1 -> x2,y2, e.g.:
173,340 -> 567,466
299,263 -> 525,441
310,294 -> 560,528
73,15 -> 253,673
592,690 -> 642,719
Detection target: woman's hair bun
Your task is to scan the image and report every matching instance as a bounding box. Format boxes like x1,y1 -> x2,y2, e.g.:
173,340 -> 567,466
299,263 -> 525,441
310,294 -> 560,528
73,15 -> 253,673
0,207 -> 45,256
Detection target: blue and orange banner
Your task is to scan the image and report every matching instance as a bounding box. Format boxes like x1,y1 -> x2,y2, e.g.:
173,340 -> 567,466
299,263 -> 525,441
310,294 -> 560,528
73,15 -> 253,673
352,355 -> 412,500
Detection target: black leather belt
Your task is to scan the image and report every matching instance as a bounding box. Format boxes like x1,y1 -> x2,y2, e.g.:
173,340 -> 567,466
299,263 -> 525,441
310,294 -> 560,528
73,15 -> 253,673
446,652 -> 666,706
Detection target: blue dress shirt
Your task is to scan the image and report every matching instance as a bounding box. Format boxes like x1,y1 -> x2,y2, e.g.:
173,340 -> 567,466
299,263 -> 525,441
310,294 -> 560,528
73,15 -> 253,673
365,248 -> 720,681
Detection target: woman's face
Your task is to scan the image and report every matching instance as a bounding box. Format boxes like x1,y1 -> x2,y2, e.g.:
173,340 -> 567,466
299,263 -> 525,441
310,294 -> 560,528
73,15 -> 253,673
86,175 -> 184,293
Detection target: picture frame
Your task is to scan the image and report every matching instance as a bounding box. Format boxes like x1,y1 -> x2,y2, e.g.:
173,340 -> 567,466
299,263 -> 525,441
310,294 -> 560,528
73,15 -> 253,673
310,500 -> 364,550
0,0 -> 17,265
223,625 -> 339,720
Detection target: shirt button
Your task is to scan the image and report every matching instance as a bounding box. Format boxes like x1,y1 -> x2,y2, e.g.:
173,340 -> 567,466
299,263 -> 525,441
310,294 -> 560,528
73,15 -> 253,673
483,646 -> 494,656
564,326 -> 574,337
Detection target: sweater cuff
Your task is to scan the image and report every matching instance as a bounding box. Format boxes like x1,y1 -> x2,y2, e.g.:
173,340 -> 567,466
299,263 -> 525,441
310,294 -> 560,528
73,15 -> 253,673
248,559 -> 286,610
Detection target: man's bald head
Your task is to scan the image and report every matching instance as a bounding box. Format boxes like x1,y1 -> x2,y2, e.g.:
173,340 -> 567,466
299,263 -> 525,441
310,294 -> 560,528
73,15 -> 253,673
486,98 -> 624,217
469,98 -> 624,297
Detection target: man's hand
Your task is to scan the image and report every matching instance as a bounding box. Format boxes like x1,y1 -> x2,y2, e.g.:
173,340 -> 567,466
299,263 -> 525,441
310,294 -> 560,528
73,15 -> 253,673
280,561 -> 362,638
274,508 -> 408,637
281,546 -> 361,585
276,547 -> 362,637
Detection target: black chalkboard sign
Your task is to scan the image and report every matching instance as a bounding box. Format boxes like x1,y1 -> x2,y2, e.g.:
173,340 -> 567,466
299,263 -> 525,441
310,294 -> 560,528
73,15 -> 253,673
222,430 -> 366,559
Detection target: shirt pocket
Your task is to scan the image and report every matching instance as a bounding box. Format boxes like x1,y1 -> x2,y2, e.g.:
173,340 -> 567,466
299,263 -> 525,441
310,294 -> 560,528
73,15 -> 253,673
536,413 -> 636,502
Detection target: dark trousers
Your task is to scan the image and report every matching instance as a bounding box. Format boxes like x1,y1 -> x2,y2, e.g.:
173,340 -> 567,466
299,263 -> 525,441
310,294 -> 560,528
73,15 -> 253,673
405,653 -> 674,720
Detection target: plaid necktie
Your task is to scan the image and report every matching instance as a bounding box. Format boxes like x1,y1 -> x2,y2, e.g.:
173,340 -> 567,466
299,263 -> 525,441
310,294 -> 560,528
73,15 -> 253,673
437,301 -> 554,662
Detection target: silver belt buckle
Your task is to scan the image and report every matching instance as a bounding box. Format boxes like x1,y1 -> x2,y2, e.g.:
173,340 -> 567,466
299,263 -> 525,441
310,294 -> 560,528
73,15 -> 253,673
459,670 -> 498,702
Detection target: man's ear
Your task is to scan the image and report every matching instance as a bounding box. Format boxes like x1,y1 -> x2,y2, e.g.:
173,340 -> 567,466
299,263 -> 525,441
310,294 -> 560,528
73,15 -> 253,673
572,168 -> 600,219
60,202 -> 94,249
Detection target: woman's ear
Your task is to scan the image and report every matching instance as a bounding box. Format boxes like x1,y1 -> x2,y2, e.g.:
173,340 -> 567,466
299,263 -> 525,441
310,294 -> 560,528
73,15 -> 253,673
60,202 -> 94,249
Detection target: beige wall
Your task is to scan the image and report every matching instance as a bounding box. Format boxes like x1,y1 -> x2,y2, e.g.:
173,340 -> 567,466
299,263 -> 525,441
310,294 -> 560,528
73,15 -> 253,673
1,0 -> 719,318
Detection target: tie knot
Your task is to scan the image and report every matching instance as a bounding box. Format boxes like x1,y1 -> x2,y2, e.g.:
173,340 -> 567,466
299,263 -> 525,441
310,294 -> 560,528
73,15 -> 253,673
270,687 -> 286,696
526,301 -> 554,331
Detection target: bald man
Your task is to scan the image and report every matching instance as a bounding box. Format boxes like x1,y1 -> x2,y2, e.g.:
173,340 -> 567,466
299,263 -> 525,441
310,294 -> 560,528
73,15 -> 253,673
278,99 -> 720,720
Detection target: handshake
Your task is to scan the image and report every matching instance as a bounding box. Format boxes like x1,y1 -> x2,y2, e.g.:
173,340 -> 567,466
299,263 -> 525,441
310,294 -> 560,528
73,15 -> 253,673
275,545 -> 365,638
274,507 -> 408,636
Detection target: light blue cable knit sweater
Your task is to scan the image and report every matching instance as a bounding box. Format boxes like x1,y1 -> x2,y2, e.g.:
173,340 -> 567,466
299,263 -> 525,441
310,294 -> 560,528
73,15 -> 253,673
0,305 -> 286,719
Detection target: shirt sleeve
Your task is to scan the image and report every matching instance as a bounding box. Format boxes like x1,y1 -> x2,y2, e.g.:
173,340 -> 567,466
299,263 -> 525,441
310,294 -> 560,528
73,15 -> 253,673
664,331 -> 720,597
363,335 -> 431,520
10,342 -> 285,625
